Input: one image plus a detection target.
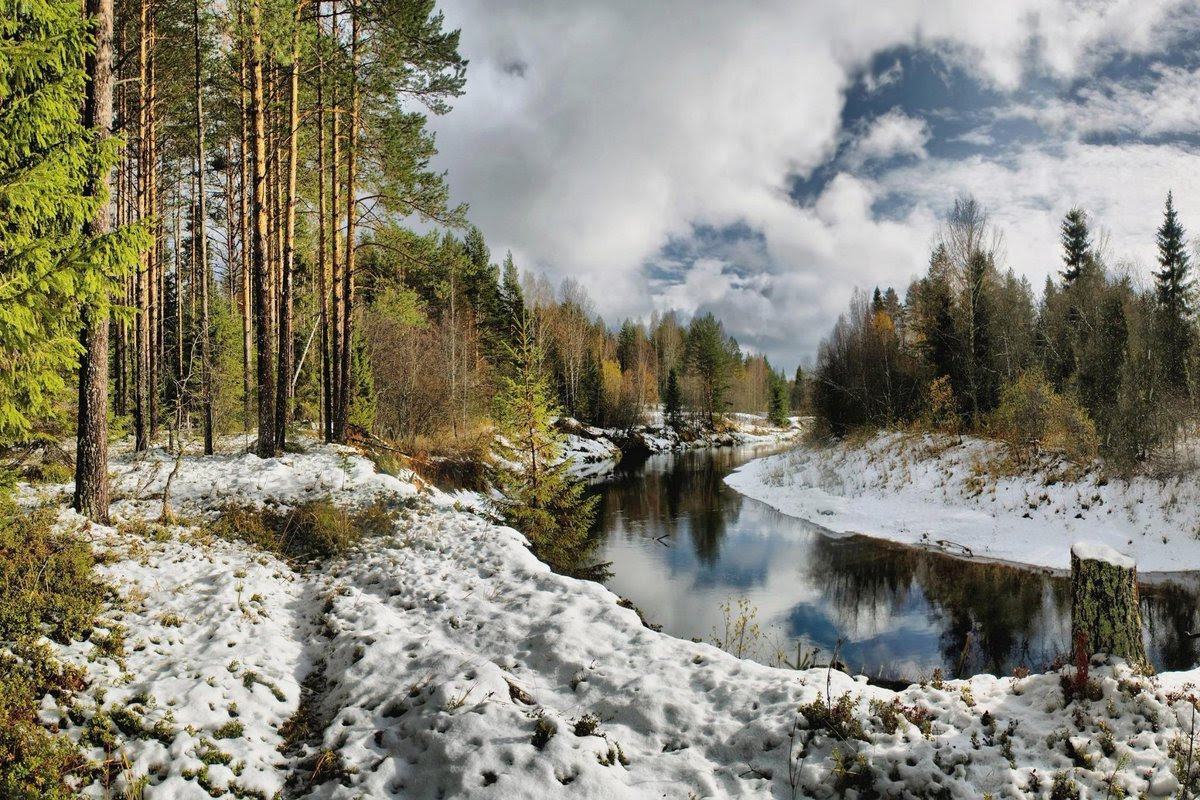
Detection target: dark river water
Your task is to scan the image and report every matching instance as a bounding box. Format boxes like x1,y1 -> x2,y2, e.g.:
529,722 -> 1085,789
587,444 -> 1200,682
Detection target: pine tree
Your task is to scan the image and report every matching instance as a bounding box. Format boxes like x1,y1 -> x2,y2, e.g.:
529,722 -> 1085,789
1154,191 -> 1192,393
494,316 -> 609,581
1060,207 -> 1094,286
74,0 -> 118,522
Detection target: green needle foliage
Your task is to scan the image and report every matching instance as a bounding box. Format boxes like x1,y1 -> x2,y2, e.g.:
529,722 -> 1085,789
767,370 -> 789,426
0,0 -> 143,442
494,315 -> 610,582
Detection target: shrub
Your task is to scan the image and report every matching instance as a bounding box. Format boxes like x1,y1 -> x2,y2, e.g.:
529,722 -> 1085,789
0,501 -> 105,795
798,693 -> 867,742
991,371 -> 1098,465
924,375 -> 960,435
213,498 -> 390,562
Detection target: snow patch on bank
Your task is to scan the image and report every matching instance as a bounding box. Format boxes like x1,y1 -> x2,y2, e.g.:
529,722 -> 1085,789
725,430 -> 1200,572
26,437 -> 1200,798
562,413 -> 805,477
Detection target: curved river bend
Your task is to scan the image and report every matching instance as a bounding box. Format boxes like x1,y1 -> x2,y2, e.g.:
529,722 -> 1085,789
587,444 -> 1200,682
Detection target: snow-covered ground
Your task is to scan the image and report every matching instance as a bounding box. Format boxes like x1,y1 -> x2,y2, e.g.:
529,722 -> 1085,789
562,413 -> 804,477
726,430 -> 1200,573
22,437 -> 1200,798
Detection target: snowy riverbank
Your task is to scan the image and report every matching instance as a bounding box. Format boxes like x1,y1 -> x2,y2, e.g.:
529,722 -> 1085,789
725,430 -> 1200,573
19,439 -> 1200,798
562,413 -> 805,477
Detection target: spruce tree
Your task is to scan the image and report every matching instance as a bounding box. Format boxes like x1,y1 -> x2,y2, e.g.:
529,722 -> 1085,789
1154,191 -> 1193,393
664,367 -> 683,430
499,251 -> 524,340
685,312 -> 733,426
790,364 -> 804,410
0,0 -> 139,443
494,315 -> 609,582
917,244 -> 958,385
767,372 -> 789,426
1060,207 -> 1093,286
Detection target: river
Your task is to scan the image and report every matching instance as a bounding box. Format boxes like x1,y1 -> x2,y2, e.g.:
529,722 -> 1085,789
587,443 -> 1200,682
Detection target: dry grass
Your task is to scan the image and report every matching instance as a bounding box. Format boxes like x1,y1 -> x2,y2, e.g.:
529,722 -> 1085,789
213,498 -> 398,564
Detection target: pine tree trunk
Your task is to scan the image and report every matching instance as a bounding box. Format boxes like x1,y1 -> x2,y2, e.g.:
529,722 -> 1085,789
147,18 -> 160,444
275,20 -> 299,449
238,14 -> 253,434
249,0 -> 276,457
335,6 -> 358,442
329,70 -> 342,441
173,183 -> 184,428
1071,543 -> 1147,667
194,0 -> 213,454
75,0 -> 116,523
224,135 -> 237,304
315,15 -> 331,442
134,0 -> 150,452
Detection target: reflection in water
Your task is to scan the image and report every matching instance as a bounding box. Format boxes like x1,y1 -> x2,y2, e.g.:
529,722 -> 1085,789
589,446 -> 1200,682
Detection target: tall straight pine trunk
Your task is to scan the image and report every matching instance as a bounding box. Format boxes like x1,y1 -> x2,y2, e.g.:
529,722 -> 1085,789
249,0 -> 276,457
134,0 -> 150,451
147,19 -> 160,443
194,0 -> 213,454
315,12 -> 331,442
74,0 -> 117,522
275,19 -> 299,448
238,7 -> 253,434
334,5 -> 358,441
328,2 -> 342,443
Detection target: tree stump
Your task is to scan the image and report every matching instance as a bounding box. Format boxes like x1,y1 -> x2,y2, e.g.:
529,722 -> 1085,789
1070,542 -> 1147,667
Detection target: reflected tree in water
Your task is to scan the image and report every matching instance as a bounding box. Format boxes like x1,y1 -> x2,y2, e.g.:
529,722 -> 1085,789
589,446 -> 1200,681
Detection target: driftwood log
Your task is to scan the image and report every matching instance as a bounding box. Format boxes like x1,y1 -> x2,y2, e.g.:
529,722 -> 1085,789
1070,542 -> 1147,667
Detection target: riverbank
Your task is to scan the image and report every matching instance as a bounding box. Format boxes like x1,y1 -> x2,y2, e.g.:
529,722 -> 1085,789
725,430 -> 1200,573
17,438 -> 1200,798
562,413 -> 805,477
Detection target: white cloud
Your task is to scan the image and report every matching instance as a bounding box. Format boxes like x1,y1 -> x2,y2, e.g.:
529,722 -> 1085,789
845,109 -> 930,169
863,59 -> 904,94
876,141 -> 1200,291
1012,63 -> 1200,139
428,0 -> 1197,366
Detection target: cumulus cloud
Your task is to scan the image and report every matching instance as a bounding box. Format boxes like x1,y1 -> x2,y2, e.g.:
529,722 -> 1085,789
844,110 -> 930,169
428,0 -> 1197,365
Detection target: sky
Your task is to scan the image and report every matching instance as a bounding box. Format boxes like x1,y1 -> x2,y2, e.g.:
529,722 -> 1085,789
426,0 -> 1200,371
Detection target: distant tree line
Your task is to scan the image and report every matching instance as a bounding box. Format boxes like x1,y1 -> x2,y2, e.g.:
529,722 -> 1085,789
815,193 -> 1195,467
360,240 -> 796,448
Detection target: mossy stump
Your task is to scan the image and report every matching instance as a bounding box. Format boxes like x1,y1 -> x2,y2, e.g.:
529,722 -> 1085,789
1070,542 -> 1147,668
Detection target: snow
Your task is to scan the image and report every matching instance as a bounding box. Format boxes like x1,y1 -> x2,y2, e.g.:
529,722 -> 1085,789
22,435 -> 1200,797
561,414 -> 804,477
1072,541 -> 1137,570
725,430 -> 1200,573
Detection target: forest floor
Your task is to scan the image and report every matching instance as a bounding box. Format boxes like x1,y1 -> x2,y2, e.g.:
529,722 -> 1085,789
726,429 -> 1200,573
20,435 -> 1200,798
